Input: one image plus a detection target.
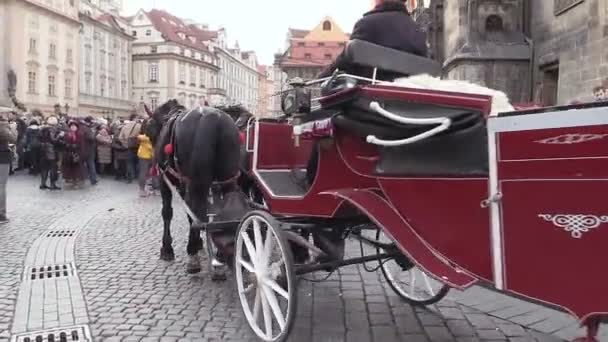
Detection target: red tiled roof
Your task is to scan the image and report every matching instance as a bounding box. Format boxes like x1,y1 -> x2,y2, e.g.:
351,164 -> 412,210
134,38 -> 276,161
146,9 -> 216,52
280,41 -> 344,67
187,24 -> 218,41
289,28 -> 310,39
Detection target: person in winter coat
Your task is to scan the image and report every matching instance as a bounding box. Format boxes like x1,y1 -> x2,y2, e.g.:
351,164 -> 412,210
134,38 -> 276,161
318,0 -> 428,79
0,109 -> 17,223
95,126 -> 113,175
38,124 -> 61,190
24,119 -> 41,175
136,121 -> 154,197
80,116 -> 98,185
62,120 -> 85,188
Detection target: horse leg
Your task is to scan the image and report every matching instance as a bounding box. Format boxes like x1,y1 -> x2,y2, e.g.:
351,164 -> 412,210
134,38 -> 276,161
185,190 -> 205,274
159,180 -> 175,261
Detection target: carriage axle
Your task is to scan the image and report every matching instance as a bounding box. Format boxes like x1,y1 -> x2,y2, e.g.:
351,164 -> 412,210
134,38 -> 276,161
295,253 -> 394,275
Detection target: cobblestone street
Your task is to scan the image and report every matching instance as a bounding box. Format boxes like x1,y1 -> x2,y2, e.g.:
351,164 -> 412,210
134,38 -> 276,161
0,176 -> 603,342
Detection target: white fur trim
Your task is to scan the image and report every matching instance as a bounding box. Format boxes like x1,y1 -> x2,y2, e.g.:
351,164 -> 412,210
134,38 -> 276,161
391,74 -> 514,116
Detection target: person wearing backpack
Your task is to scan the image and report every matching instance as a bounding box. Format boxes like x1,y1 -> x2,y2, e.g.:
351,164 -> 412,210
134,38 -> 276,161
118,114 -> 141,183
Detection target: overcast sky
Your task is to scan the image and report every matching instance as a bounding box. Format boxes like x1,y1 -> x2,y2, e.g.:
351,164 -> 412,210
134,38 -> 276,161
122,0 -> 371,65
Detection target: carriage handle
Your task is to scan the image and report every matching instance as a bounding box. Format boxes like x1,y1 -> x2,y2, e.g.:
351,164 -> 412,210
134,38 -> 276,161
245,116 -> 256,153
366,101 -> 452,147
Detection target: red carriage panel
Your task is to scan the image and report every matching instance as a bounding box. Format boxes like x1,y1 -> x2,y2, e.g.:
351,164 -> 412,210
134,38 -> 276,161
252,122 -> 376,217
491,107 -> 608,320
379,179 -> 493,281
499,180 -> 608,320
321,188 -> 477,289
499,125 -> 608,161
255,122 -> 313,169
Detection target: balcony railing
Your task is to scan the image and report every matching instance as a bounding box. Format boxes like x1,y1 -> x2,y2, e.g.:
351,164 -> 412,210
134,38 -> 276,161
208,88 -> 226,96
79,93 -> 134,110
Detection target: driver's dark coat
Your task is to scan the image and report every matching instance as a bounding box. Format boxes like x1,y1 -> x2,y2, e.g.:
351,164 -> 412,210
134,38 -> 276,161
318,1 -> 428,78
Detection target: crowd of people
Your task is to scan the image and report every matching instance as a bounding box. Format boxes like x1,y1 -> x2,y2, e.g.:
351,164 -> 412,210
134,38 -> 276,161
6,111 -> 158,198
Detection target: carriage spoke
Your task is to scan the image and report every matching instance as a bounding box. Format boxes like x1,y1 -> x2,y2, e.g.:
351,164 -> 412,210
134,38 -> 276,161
261,288 -> 273,338
263,228 -> 274,264
253,219 -> 265,262
262,284 -> 286,330
237,257 -> 256,274
422,272 -> 435,296
252,287 -> 261,323
241,232 -> 258,266
409,269 -> 417,297
263,278 -> 289,300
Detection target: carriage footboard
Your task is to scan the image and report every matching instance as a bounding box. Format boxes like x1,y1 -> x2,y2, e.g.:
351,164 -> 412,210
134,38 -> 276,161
321,189 -> 477,289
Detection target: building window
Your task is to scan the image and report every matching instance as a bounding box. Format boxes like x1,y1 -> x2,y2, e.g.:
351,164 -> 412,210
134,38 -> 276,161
485,15 -> 503,32
324,54 -> 332,59
150,96 -> 158,110
49,43 -> 56,59
109,82 -> 114,98
121,81 -> 127,98
65,78 -> 72,98
304,53 -> 312,59
179,63 -> 186,84
100,80 -> 105,96
48,75 -> 56,96
148,63 -> 158,82
132,30 -> 137,36
28,71 -> 36,93
190,66 -> 196,86
85,74 -> 91,93
66,48 -> 73,63
69,0 -> 74,6
146,29 -> 151,36
318,42 -> 325,47
29,39 -> 37,54
151,45 -> 157,53
180,48 -> 185,56
85,45 -> 92,66
322,20 -> 332,31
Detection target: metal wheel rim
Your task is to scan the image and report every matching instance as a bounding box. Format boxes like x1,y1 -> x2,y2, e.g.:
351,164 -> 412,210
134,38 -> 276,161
376,230 -> 447,303
235,214 -> 293,342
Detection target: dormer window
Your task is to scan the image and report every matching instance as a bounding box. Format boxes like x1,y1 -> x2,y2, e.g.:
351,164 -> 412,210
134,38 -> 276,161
177,32 -> 186,39
189,36 -> 196,43
322,20 -> 332,31
485,15 -> 503,32
146,29 -> 151,36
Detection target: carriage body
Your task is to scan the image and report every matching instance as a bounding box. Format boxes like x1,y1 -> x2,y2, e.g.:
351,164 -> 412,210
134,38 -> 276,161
230,40 -> 608,342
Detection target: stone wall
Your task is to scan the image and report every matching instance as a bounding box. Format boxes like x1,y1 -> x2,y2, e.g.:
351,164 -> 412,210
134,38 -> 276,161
443,0 -> 467,61
445,60 -> 530,103
531,0 -> 608,104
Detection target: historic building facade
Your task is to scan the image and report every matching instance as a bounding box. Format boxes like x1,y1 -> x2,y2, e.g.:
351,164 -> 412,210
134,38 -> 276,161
0,0 -> 81,115
426,0 -> 608,105
128,9 -> 220,110
274,17 -> 349,88
79,0 -> 134,118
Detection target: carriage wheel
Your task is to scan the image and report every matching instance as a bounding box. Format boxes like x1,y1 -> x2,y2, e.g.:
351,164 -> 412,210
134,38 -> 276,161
376,229 -> 449,306
234,211 -> 296,342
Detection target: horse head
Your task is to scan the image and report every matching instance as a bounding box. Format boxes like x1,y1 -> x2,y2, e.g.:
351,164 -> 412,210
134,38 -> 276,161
216,104 -> 253,131
147,99 -> 184,146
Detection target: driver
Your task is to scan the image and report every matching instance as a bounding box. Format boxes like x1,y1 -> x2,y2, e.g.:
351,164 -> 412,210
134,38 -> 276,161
292,0 -> 429,189
318,0 -> 429,78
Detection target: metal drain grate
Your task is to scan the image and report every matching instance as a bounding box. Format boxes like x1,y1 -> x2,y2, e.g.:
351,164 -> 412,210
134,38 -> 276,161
11,325 -> 91,342
26,264 -> 75,281
45,231 -> 76,238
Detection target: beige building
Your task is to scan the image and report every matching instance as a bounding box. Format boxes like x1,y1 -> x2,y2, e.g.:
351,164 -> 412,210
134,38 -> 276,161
256,65 -> 276,117
0,0 -> 81,115
128,9 -> 220,110
79,0 -> 134,118
211,30 -> 262,111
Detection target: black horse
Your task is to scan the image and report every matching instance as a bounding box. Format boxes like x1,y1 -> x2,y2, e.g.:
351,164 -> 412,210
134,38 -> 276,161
146,100 -> 248,275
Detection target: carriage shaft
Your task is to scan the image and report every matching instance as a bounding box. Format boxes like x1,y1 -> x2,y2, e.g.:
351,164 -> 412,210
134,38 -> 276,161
295,253 -> 394,275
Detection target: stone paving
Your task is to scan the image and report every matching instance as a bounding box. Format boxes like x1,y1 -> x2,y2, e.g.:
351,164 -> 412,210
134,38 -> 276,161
0,175 -> 603,341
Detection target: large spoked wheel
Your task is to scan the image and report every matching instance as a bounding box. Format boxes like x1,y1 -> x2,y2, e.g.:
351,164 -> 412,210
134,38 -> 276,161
376,229 -> 449,306
234,211 -> 297,342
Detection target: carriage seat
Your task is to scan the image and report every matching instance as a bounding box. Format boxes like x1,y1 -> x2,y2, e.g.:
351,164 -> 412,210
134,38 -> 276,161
342,39 -> 442,79
332,96 -> 489,176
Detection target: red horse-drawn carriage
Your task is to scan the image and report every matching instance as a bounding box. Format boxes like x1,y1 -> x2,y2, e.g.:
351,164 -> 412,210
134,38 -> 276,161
204,40 -> 608,342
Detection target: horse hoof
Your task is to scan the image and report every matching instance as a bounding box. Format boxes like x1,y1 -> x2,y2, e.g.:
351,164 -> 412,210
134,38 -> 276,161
211,272 -> 227,281
186,266 -> 202,274
160,249 -> 175,261
186,255 -> 202,274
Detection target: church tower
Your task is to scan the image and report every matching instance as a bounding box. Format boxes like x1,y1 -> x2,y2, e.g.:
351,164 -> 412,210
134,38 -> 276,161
429,0 -> 532,103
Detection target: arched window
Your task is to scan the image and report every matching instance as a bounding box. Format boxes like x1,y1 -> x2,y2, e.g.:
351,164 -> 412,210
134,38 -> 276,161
322,20 -> 332,31
485,15 -> 503,32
